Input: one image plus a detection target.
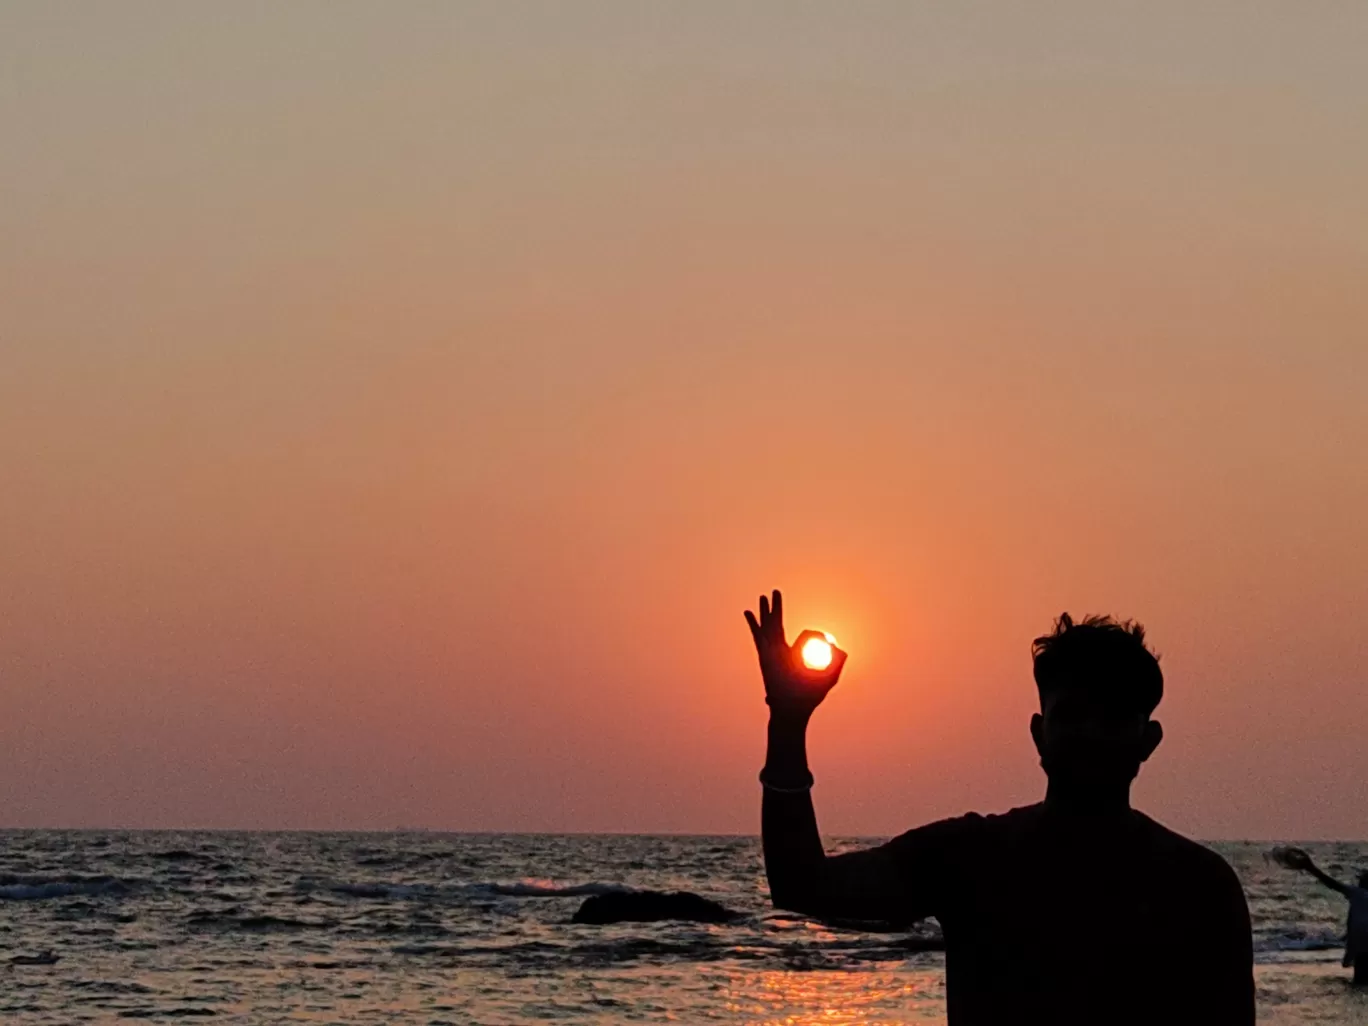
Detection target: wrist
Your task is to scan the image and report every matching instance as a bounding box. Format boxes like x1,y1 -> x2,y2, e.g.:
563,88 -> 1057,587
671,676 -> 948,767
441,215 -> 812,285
767,706 -> 813,732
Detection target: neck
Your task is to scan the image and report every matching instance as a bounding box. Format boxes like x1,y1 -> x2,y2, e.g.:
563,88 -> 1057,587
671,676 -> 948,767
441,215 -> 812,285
1043,776 -> 1134,817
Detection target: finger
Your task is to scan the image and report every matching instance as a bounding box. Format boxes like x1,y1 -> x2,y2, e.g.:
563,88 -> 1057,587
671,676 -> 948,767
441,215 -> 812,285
771,590 -> 784,637
759,594 -> 770,624
744,609 -> 761,641
830,646 -> 849,674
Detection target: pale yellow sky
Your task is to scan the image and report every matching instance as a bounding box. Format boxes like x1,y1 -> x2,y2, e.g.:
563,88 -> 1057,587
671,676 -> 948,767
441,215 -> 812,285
1,2 -> 1365,836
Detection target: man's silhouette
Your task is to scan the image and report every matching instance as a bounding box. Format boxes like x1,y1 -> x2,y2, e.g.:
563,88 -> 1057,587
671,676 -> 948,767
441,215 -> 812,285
746,590 -> 1254,1025
1277,847 -> 1368,984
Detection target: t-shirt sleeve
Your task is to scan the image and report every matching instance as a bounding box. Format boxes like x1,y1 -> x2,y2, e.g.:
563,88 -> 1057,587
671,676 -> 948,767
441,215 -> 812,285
865,812 -> 986,923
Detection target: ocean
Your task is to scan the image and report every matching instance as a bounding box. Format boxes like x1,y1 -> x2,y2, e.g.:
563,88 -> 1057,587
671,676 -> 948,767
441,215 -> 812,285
1,831 -> 1364,1024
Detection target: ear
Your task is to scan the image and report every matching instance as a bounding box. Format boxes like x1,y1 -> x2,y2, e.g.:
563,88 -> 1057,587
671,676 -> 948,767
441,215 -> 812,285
1030,713 -> 1045,756
1139,719 -> 1163,762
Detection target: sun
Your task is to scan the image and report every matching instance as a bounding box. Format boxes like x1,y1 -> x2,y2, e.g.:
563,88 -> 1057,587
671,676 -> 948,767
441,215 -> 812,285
800,633 -> 837,670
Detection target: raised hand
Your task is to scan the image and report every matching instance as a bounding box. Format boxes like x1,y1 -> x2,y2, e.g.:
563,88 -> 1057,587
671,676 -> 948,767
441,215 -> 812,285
744,589 -> 847,719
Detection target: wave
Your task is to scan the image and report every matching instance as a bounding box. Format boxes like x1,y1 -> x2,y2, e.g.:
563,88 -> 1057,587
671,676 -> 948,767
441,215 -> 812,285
481,880 -> 634,898
323,882 -> 428,899
1255,930 -> 1344,954
68,980 -> 156,995
186,911 -> 336,932
392,938 -> 705,960
391,933 -> 939,966
0,874 -> 128,901
151,849 -> 206,862
10,951 -> 60,965
355,851 -> 447,867
114,1007 -> 219,1018
294,877 -> 635,901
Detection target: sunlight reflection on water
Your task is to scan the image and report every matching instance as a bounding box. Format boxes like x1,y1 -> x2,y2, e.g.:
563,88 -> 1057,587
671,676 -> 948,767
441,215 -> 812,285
715,966 -> 945,1025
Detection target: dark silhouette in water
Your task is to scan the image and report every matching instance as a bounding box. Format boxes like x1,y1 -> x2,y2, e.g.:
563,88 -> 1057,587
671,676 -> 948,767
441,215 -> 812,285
1275,848 -> 1368,984
572,890 -> 742,924
745,590 -> 1254,1025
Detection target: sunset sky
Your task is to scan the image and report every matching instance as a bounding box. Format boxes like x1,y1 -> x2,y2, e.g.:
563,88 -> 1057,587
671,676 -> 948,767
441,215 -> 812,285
2,3 -> 1365,839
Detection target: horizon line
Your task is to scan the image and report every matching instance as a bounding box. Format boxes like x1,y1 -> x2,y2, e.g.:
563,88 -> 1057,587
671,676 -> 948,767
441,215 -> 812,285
1,826 -> 1362,844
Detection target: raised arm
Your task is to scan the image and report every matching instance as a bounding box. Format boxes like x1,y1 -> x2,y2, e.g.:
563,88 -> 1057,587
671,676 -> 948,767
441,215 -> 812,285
1307,864 -> 1351,896
747,590 -> 913,921
1280,847 -> 1350,896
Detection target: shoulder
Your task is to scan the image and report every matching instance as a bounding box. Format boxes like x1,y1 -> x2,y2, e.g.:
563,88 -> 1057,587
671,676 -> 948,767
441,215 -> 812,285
883,810 -> 986,850
881,803 -> 1042,858
893,802 -> 1044,838
983,802 -> 1047,830
1134,814 -> 1247,899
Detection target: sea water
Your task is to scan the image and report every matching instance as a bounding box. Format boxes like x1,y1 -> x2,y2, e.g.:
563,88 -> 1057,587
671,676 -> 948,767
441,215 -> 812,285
2,831 -> 1364,1024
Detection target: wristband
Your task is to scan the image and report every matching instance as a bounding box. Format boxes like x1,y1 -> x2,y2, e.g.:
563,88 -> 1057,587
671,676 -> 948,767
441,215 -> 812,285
758,768 -> 814,793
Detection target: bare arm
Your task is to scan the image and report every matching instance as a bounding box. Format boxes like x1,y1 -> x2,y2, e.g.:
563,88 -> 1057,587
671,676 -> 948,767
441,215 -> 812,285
748,590 -> 911,920
1307,864 -> 1351,896
759,711 -> 825,911
1281,848 -> 1350,896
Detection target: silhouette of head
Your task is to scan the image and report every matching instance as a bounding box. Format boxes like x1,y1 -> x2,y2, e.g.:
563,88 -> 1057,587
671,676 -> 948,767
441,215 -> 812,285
1029,613 -> 1164,800
1359,871 -> 1368,889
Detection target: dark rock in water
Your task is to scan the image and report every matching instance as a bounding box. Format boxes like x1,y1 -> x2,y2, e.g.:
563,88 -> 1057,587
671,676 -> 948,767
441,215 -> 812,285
573,890 -> 742,925
11,950 -> 60,965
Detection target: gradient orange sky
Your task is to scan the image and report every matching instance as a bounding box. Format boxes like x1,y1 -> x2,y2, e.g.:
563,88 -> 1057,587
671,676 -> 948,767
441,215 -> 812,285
2,4 -> 1365,838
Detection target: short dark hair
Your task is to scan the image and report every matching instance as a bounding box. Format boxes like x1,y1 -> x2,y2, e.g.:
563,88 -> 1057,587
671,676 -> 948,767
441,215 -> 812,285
1032,613 -> 1163,717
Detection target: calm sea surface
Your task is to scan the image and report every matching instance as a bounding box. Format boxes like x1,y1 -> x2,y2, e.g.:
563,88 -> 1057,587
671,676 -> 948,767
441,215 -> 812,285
1,831 -> 1364,1024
